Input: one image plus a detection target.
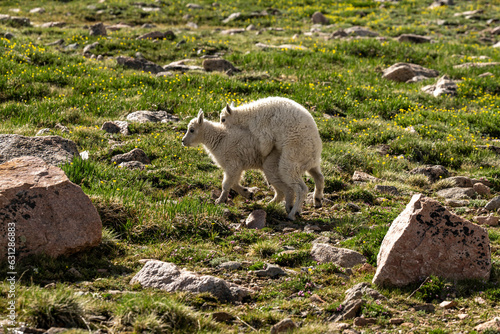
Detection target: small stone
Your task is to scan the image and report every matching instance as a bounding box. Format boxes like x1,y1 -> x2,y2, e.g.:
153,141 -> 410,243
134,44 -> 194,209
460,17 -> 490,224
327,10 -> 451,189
89,22 -> 107,36
421,75 -> 458,97
397,34 -> 432,43
485,196 -> 500,211
446,176 -> 473,188
311,243 -> 366,268
389,318 -> 404,325
348,203 -> 361,212
83,42 -> 99,54
68,267 -> 83,278
345,26 -> 378,37
101,121 -> 129,135
474,215 -> 499,226
410,165 -> 449,182
474,296 -> 487,304
245,210 -> 266,229
375,185 -> 399,195
458,313 -> 468,320
270,318 -> 297,334
454,62 -> 500,69
118,161 -> 146,170
30,7 -> 46,14
309,294 -> 325,303
439,300 -> 457,309
383,63 -> 438,82
474,318 -> 500,332
473,181 -> 493,195
353,171 -> 379,182
202,58 -> 238,73
478,72 -> 494,77
446,199 -> 470,207
111,148 -> 151,165
353,317 -> 377,327
254,264 -> 286,278
311,11 -> 328,24
222,12 -> 241,23
436,187 -> 475,199
186,3 -> 203,9
212,311 -> 234,322
217,261 -> 242,270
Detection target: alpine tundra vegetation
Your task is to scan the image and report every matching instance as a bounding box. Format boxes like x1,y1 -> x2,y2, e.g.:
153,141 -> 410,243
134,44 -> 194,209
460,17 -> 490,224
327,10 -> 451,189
0,0 -> 499,333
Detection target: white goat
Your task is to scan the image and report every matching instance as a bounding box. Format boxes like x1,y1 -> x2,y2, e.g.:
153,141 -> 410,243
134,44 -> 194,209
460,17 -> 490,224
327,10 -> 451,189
182,110 -> 292,206
219,97 -> 324,220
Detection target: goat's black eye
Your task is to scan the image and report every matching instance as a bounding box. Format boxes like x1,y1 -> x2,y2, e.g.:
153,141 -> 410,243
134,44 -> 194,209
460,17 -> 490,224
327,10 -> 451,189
190,129 -> 194,133
221,118 -> 225,122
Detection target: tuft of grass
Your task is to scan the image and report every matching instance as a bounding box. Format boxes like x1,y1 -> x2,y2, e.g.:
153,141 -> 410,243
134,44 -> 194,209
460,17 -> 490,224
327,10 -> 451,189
431,178 -> 457,191
18,286 -> 87,329
250,240 -> 282,258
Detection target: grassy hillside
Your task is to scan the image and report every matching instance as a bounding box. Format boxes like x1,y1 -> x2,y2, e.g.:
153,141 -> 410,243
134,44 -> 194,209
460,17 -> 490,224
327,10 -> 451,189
1,0 -> 500,332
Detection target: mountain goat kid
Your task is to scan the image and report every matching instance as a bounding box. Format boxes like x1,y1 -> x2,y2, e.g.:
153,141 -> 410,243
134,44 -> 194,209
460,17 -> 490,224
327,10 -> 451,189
220,97 -> 324,220
182,110 -> 292,207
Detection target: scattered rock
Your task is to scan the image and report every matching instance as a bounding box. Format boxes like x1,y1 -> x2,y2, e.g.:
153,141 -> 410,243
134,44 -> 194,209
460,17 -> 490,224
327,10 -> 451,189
473,182 -> 491,195
375,185 -> 399,195
485,197 -> 500,211
126,110 -> 179,123
478,72 -> 494,77
397,34 -> 432,43
311,11 -> 328,24
40,22 -> 66,28
0,157 -> 102,260
446,176 -> 473,188
309,294 -> 326,303
65,43 -> 79,51
474,215 -> 499,226
254,264 -> 286,278
474,318 -> 500,332
83,41 -> 99,55
30,7 -> 46,14
0,134 -> 79,166
345,26 -> 379,37
101,121 -> 130,135
111,148 -> 151,165
163,59 -> 204,72
344,283 -> 386,305
329,29 -> 348,39
137,30 -> 175,40
186,3 -> 203,9
421,75 -> 458,97
107,23 -> 132,31
383,63 -> 438,82
329,322 -> 350,331
245,210 -> 266,229
130,260 -> 251,302
389,318 -> 404,325
68,267 -> 83,278
356,263 -> 376,274
202,58 -> 239,73
217,261 -> 242,270
330,299 -> 364,322
4,32 -> 15,40
353,317 -> 377,327
255,43 -> 308,51
212,311 -> 234,322
436,187 -> 475,199
446,199 -> 470,207
311,243 -> 366,268
89,22 -> 107,36
353,171 -> 380,182
0,15 -> 31,27
270,318 -> 297,334
410,165 -> 449,182
454,62 -> 500,69
454,9 -> 483,17
222,12 -> 241,24
439,300 -> 457,309
347,202 -> 361,212
220,28 -> 246,35
373,194 -> 491,287
116,56 -> 164,74
118,161 -> 146,170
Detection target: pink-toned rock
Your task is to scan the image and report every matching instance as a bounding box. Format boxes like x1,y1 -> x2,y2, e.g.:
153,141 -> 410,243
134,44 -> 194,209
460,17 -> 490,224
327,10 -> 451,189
474,318 -> 500,332
446,176 -> 473,188
474,215 -> 499,226
439,300 -> 457,309
373,194 -> 491,287
0,157 -> 102,260
473,182 -> 491,195
245,210 -> 266,229
130,260 -> 251,302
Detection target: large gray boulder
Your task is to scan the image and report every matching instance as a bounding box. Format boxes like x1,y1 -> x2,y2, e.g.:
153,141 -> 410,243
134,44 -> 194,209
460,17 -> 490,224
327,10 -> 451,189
373,194 -> 491,287
0,134 -> 79,166
130,260 -> 252,302
0,157 -> 102,260
383,63 -> 439,82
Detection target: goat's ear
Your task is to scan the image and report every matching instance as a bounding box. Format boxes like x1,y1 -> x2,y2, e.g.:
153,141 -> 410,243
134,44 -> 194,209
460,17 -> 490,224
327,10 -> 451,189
225,103 -> 232,115
197,109 -> 204,124
230,101 -> 235,108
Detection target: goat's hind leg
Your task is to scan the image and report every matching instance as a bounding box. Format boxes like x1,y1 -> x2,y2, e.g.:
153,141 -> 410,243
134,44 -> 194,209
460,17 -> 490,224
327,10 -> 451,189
308,165 -> 325,208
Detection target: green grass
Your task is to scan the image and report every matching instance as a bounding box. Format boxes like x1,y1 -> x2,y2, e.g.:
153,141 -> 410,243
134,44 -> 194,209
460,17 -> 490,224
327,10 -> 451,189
1,0 -> 500,332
